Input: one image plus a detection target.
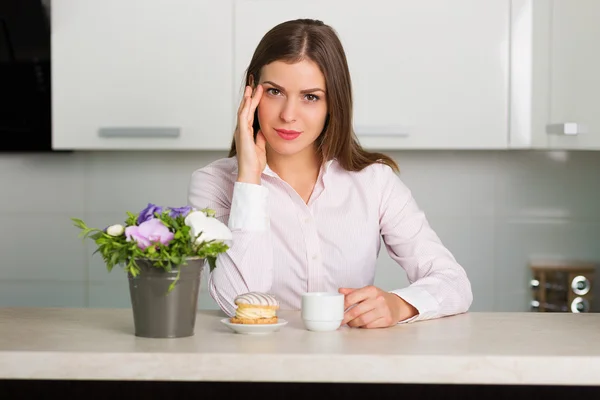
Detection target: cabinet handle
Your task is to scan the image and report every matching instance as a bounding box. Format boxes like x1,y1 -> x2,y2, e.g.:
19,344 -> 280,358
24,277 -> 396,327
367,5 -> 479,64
530,279 -> 539,288
530,279 -> 567,292
570,297 -> 590,313
571,275 -> 591,296
354,126 -> 410,137
546,123 -> 587,136
98,127 -> 181,138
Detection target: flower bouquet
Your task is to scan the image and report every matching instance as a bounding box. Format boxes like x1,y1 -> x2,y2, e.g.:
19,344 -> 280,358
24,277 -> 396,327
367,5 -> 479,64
72,203 -> 232,338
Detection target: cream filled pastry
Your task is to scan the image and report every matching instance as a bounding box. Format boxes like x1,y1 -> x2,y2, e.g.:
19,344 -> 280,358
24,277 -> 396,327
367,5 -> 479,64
230,292 -> 280,324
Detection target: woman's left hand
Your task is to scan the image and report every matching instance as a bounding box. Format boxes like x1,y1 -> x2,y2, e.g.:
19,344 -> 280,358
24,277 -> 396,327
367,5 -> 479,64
339,286 -> 418,328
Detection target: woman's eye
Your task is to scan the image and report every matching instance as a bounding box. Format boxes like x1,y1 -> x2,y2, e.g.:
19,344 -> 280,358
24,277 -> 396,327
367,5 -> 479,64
267,88 -> 281,96
305,94 -> 319,102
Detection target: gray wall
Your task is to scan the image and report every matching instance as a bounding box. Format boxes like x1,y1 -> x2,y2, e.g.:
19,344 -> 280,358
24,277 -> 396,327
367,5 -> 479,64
1,149 -> 599,312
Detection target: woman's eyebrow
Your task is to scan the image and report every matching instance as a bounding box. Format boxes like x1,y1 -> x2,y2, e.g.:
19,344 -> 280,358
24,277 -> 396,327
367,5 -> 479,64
262,80 -> 325,94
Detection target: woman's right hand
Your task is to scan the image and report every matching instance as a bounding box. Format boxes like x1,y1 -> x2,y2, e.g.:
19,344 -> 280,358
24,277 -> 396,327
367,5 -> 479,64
235,84 -> 265,185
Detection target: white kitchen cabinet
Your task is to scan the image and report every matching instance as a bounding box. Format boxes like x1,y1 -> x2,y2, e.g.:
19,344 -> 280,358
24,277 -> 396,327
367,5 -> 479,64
510,0 -> 600,150
234,0 -> 510,149
546,0 -> 600,150
52,0 -> 234,150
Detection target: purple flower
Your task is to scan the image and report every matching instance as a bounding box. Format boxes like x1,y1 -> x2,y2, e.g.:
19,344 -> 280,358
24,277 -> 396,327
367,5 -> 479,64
168,206 -> 192,218
137,203 -> 163,225
125,219 -> 174,250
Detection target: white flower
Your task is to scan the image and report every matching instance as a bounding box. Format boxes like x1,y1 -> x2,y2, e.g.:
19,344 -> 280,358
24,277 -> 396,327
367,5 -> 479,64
106,224 -> 125,236
184,211 -> 232,245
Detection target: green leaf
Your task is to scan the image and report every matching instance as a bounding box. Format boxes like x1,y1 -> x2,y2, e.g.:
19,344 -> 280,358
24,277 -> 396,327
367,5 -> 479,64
167,267 -> 182,293
110,251 -> 119,266
71,208 -> 228,282
207,256 -> 217,272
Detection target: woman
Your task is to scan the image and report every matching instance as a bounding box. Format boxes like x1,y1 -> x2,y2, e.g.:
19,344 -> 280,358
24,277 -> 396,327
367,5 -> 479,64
188,18 -> 472,328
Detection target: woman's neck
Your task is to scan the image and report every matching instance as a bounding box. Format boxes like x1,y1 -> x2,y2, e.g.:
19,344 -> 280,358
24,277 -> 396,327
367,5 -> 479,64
266,145 -> 322,185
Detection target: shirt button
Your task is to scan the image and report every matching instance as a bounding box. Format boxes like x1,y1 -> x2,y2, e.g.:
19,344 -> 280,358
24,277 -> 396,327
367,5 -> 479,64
312,254 -> 318,260
304,217 -> 311,223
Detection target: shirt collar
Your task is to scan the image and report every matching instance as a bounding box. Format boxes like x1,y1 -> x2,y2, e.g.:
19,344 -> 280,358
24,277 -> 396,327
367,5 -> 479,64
231,158 -> 336,178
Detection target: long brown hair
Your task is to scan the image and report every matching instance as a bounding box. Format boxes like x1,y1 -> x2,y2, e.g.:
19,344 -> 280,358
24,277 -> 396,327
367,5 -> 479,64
228,19 -> 399,173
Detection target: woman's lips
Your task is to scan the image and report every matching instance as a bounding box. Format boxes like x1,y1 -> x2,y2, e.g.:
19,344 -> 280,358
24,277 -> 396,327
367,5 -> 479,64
275,129 -> 301,140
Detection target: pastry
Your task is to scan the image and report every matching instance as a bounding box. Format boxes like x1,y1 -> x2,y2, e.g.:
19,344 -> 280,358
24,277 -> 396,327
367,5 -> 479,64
230,292 -> 280,324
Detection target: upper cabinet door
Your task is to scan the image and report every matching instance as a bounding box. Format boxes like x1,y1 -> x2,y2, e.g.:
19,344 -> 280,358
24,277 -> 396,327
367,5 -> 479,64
547,0 -> 600,150
52,0 -> 233,150
234,0 -> 510,149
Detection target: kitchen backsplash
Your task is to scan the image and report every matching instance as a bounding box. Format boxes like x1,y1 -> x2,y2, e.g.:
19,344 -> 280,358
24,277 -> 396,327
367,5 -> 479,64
0,149 -> 599,312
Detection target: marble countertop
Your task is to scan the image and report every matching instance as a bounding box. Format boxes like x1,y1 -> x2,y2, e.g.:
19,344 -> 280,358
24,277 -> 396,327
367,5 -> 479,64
1,307 -> 599,385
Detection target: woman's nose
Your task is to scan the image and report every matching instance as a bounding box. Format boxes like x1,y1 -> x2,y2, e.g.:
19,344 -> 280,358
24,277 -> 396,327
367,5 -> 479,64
279,99 -> 297,123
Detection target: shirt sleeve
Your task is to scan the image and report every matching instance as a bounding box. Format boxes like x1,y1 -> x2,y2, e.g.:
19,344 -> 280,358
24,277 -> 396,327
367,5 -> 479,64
187,168 -> 274,317
377,164 -> 473,323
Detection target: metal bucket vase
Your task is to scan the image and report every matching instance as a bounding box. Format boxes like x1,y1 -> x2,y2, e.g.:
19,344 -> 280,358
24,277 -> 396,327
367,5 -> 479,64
127,257 -> 204,338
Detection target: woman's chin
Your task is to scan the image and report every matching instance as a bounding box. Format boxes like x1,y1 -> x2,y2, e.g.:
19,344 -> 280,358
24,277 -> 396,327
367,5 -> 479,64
267,140 -> 305,157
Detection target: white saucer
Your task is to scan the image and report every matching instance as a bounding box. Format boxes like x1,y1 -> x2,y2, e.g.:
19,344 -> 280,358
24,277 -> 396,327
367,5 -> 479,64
221,318 -> 288,334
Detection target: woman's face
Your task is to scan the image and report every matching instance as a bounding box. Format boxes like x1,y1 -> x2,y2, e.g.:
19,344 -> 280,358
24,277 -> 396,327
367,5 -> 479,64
256,59 -> 328,158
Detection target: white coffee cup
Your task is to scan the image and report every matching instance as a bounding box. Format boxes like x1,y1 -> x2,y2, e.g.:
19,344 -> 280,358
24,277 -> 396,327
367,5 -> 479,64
301,292 -> 344,332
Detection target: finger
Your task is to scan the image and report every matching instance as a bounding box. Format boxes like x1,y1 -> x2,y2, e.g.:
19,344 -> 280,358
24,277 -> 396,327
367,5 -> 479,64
237,86 -> 250,115
343,286 -> 377,309
239,87 -> 252,122
249,84 -> 263,116
234,87 -> 250,140
255,129 -> 266,151
338,288 -> 358,312
364,317 -> 390,329
348,310 -> 383,328
349,297 -> 390,328
342,297 -> 379,326
245,84 -> 263,123
362,296 -> 393,328
238,92 -> 253,141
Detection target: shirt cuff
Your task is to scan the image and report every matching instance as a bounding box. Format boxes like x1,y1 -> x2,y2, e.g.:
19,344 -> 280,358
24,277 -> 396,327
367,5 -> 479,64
389,286 -> 439,323
228,182 -> 269,231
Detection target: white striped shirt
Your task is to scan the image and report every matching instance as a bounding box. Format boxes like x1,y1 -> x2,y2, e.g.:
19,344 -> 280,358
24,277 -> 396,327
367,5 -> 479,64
188,157 -> 472,323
